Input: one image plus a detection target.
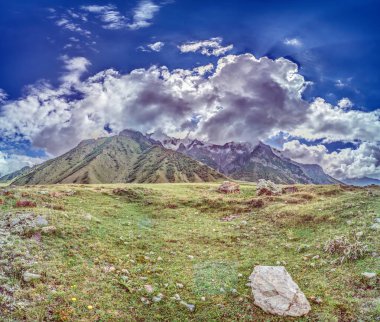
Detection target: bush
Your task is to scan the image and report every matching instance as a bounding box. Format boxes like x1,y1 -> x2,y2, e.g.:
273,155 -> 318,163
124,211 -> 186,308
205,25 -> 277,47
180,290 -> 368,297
15,200 -> 37,208
324,235 -> 368,263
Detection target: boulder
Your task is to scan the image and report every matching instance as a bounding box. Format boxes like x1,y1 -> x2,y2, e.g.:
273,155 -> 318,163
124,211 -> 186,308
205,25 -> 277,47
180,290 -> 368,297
218,181 -> 240,194
249,266 -> 311,317
257,180 -> 281,196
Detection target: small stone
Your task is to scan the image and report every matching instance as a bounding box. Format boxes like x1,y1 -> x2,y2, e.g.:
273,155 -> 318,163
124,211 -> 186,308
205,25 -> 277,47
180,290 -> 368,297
103,265 -> 116,273
23,272 -> 41,282
312,255 -> 320,260
176,283 -> 184,288
370,223 -> 380,230
144,284 -> 154,293
375,218 -> 380,223
121,269 -> 130,275
84,213 -> 92,221
201,296 -> 206,301
180,301 -> 195,312
356,231 -> 364,237
157,256 -> 163,261
141,297 -> 150,305
238,273 -> 243,278
188,255 -> 194,260
41,226 -> 57,235
35,216 -> 48,227
362,272 -> 377,279
153,294 -> 163,302
173,294 -> 181,301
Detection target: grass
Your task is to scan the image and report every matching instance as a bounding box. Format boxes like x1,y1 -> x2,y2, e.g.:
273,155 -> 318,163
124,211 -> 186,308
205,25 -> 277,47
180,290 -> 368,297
0,183 -> 379,321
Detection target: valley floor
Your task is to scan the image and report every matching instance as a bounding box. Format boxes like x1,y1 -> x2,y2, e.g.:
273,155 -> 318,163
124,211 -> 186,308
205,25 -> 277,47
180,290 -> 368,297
0,183 -> 379,321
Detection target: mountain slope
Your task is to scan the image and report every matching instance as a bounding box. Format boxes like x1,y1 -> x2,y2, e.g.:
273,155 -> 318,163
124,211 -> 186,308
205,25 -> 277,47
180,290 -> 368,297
0,166 -> 31,183
152,134 -> 339,185
342,177 -> 380,186
12,131 -> 225,185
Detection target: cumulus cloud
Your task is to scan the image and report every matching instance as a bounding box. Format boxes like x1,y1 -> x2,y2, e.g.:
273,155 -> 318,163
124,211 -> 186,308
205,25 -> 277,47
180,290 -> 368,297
0,52 -> 379,181
0,152 -> 44,177
138,41 -> 164,52
60,56 -> 91,84
0,89 -> 7,103
282,140 -> 380,180
284,38 -> 302,47
178,37 -> 233,56
127,0 -> 160,30
290,98 -> 380,142
81,5 -> 127,29
337,97 -> 353,109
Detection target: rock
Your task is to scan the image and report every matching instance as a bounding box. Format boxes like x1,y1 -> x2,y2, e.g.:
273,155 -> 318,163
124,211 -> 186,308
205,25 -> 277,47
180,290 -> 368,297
84,213 -> 93,221
176,283 -> 184,288
370,223 -> 380,230
153,293 -> 163,302
218,181 -> 240,194
180,301 -> 195,312
23,272 -> 41,282
35,216 -> 48,227
144,284 -> 154,293
375,218 -> 380,223
173,294 -> 181,301
249,266 -> 311,317
362,272 -> 377,279
257,179 -> 281,196
356,231 -> 364,237
41,226 -> 57,235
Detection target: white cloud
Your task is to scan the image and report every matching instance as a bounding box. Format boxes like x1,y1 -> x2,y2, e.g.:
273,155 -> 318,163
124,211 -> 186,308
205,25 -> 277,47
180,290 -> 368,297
138,41 -> 165,52
0,89 -> 7,103
127,1 -> 160,30
290,98 -> 380,142
81,5 -> 127,30
282,140 -> 380,180
0,53 -> 378,179
0,152 -> 44,177
178,37 -> 233,57
56,18 -> 91,37
337,97 -> 353,109
60,56 -> 91,84
284,38 -> 302,47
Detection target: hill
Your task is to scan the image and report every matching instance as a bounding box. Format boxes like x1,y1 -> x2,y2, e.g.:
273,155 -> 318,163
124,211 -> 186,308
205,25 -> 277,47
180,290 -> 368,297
12,130 -> 225,185
0,166 -> 31,183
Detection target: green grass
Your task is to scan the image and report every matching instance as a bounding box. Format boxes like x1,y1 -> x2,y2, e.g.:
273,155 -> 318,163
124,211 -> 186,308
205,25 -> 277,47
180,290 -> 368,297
1,183 -> 379,321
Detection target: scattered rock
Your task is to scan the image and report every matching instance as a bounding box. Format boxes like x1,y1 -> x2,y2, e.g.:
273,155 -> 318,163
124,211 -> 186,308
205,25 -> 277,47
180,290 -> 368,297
35,216 -> 48,227
173,294 -> 181,301
249,266 -> 311,317
257,180 -> 281,196
84,213 -> 93,221
103,265 -> 116,273
41,226 -> 57,235
180,300 -> 195,312
362,272 -> 377,279
176,283 -> 184,289
218,181 -> 240,194
144,284 -> 154,293
23,272 -> 41,283
370,223 -> 380,230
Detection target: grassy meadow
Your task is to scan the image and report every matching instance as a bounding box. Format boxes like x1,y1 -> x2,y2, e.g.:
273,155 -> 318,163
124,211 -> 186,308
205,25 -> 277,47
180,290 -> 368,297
0,183 -> 379,321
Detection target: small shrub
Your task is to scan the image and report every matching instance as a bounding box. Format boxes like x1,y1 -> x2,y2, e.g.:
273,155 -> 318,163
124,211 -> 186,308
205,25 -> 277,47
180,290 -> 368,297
248,198 -> 264,208
324,235 -> 368,263
15,200 -> 37,208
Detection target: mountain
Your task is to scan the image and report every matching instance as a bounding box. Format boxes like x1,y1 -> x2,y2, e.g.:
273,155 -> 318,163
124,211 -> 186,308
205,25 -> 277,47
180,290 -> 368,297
12,130 -> 226,185
342,177 -> 380,186
0,166 -> 31,183
151,134 -> 340,185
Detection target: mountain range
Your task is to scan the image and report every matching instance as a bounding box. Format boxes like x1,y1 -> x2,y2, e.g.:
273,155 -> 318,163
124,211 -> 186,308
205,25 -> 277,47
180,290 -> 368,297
2,129 -> 341,185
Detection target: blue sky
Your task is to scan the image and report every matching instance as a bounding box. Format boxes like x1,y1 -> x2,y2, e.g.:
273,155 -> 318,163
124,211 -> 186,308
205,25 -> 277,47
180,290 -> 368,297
0,0 -> 379,179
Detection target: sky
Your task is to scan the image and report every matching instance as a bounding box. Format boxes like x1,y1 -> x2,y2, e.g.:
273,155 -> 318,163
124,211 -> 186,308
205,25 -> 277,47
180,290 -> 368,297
0,0 -> 379,180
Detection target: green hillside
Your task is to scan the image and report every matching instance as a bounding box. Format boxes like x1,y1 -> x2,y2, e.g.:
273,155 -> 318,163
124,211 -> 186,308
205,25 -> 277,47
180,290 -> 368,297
12,131 -> 225,185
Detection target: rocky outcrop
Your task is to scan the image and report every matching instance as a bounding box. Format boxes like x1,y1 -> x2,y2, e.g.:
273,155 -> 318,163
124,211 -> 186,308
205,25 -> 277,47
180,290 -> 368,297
249,266 -> 311,317
218,181 -> 240,194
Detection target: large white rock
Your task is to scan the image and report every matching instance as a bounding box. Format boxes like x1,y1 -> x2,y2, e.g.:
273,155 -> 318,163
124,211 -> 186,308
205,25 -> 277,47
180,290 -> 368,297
249,266 -> 311,317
